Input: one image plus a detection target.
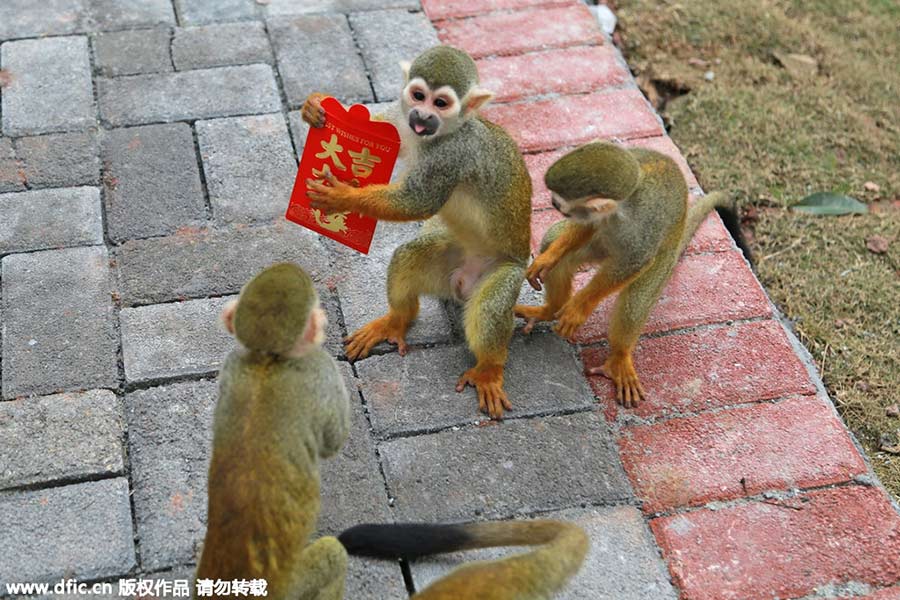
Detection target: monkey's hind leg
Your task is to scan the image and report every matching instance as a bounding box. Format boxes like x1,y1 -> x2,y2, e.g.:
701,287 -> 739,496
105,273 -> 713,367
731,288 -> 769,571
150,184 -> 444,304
457,263 -> 525,419
588,250 -> 679,408
345,231 -> 459,360
288,536 -> 348,600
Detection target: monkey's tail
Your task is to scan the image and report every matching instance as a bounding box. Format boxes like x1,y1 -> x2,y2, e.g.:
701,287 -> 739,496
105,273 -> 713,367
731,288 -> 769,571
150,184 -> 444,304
339,521 -> 588,598
679,191 -> 754,264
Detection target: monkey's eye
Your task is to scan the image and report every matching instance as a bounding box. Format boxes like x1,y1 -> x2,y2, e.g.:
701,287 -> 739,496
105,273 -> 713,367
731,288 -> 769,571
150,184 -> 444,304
434,97 -> 448,109
412,90 -> 426,101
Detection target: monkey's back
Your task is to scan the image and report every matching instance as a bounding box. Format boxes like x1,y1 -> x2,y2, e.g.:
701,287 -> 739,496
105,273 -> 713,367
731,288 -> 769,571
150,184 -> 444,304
197,349 -> 331,589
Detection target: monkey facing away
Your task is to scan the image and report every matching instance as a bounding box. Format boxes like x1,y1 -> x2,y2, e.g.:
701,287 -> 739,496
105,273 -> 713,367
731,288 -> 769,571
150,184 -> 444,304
514,141 -> 752,407
302,45 -> 532,420
195,263 -> 351,600
339,520 -> 588,600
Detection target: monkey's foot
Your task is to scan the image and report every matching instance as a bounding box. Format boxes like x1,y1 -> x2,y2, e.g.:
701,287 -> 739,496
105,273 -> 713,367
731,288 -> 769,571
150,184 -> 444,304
587,354 -> 646,408
345,314 -> 410,361
456,364 -> 511,420
553,303 -> 589,340
513,304 -> 557,334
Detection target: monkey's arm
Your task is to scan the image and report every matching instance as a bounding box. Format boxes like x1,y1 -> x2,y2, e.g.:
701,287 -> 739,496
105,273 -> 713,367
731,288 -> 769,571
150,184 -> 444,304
307,160 -> 456,222
318,360 -> 351,458
527,222 -> 594,290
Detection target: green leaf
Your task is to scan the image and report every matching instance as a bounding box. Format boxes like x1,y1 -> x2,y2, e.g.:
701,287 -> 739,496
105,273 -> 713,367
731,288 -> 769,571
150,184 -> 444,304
791,192 -> 868,215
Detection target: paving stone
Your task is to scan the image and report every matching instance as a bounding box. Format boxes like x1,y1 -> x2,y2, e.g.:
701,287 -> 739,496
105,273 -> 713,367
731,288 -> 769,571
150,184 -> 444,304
126,379 -> 217,570
423,0 -> 572,20
268,15 -> 373,108
524,150 -> 567,212
0,187 -> 103,255
92,28 -> 173,77
868,588 -> 900,600
116,222 -> 329,306
0,138 -> 25,193
85,0 -> 175,30
483,89 -> 664,153
684,207 -> 735,254
327,221 -> 453,352
101,123 -> 205,242
412,505 -> 677,600
172,22 -> 273,71
479,45 -> 628,104
349,10 -> 441,102
0,478 -> 136,586
343,557 -> 408,600
620,395 -> 868,513
0,390 -> 124,490
582,319 -> 816,421
195,113 -> 296,224
174,0 -> 259,25
1,246 -> 118,399
651,486 -> 900,600
266,0 -> 419,14
572,250 -> 771,344
17,131 -> 100,189
357,333 -> 593,436
120,296 -> 237,383
97,64 -> 281,127
380,411 -> 630,522
1,37 -> 95,136
435,4 -> 603,59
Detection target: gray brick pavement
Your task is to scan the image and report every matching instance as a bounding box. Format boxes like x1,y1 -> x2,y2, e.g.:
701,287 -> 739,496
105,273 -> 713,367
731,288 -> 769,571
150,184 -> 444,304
1,246 -> 118,399
0,138 -> 25,193
172,22 -> 273,71
411,506 -> 678,600
357,333 -> 595,436
126,379 -> 217,571
1,36 -> 95,136
195,113 -> 296,224
17,131 -> 100,189
97,64 -> 281,127
174,0 -> 259,25
120,296 -> 236,383
0,0 -> 173,42
350,9 -> 440,102
0,478 -> 136,587
266,0 -> 420,14
0,187 -> 104,255
0,390 -> 124,490
380,411 -> 632,522
269,15 -> 373,108
101,123 -> 205,242
92,28 -> 173,77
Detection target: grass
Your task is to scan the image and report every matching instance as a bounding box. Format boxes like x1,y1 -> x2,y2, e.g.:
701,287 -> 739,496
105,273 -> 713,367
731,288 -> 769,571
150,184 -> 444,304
611,0 -> 900,497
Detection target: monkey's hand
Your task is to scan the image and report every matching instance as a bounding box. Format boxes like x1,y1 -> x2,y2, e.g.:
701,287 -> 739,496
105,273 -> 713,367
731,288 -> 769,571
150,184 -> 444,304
307,170 -> 361,214
553,301 -> 590,340
301,92 -> 328,128
345,314 -> 410,361
514,304 -> 556,335
456,364 -> 511,420
525,253 -> 559,291
586,353 -> 646,408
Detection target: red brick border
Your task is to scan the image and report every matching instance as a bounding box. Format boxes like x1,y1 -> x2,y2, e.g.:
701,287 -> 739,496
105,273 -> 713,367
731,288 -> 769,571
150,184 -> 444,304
423,0 -> 900,596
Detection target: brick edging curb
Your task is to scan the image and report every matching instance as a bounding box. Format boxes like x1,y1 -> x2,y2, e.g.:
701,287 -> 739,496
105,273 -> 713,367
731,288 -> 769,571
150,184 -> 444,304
420,1 -> 900,597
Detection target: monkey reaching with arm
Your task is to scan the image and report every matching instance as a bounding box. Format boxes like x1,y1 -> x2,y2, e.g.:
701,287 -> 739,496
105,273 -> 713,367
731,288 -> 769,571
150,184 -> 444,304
339,520 -> 588,599
302,46 -> 532,419
514,142 -> 752,407
195,263 -> 351,600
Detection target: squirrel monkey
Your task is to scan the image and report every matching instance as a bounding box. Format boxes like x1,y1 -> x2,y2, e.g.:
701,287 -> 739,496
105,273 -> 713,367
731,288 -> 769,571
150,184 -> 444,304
196,263 -> 351,600
339,520 -> 588,599
514,142 -> 751,407
302,46 -> 532,420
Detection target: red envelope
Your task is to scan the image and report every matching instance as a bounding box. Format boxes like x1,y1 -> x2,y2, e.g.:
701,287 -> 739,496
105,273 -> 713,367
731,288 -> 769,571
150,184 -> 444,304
286,97 -> 401,254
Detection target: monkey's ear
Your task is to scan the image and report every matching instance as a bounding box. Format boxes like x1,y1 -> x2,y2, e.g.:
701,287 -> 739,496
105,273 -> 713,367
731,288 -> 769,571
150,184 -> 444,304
221,299 -> 238,335
585,197 -> 618,215
462,87 -> 494,115
399,60 -> 412,83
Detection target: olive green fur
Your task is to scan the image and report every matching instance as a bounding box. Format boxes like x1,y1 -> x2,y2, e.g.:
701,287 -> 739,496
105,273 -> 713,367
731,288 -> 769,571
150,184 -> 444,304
233,263 -> 318,355
196,265 -> 350,600
545,142 -> 642,201
409,45 -> 480,100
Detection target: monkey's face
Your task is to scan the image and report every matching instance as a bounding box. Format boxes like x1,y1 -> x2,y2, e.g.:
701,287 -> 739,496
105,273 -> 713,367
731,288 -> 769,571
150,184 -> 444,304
550,191 -> 618,224
401,77 -> 461,139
